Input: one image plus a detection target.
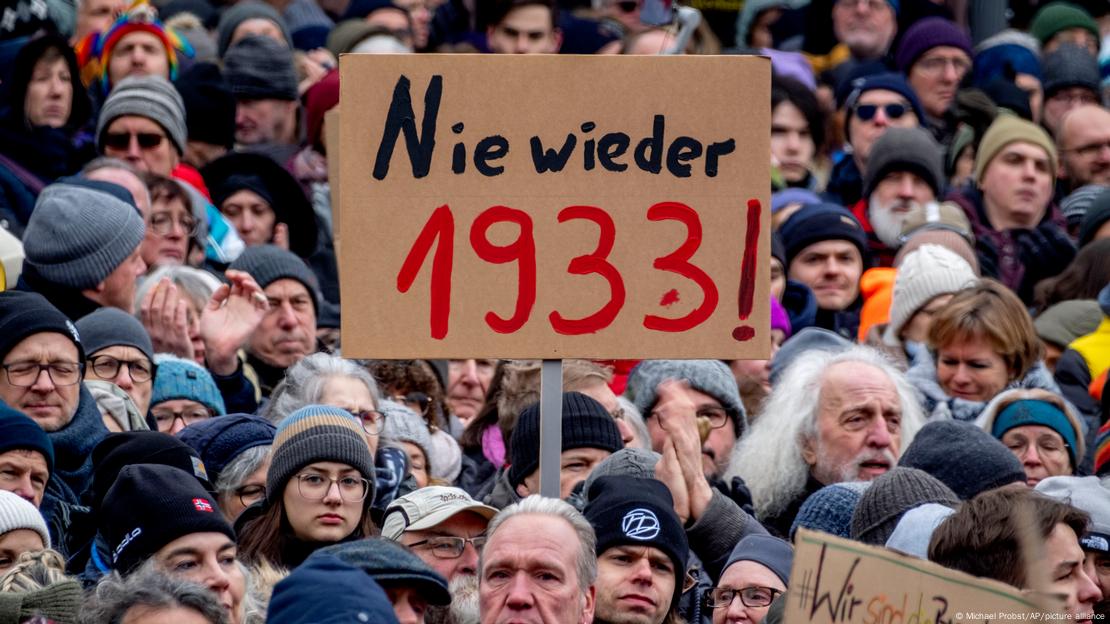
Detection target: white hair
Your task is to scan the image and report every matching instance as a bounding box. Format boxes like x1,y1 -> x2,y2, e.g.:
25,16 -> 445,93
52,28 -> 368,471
726,345 -> 925,521
266,353 -> 381,424
482,496 -> 597,593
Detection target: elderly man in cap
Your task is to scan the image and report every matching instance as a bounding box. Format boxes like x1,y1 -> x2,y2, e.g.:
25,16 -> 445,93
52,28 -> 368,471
97,75 -> 187,177
730,345 -> 924,537
383,486 -> 498,624
0,291 -> 107,534
1037,477 -> 1110,619
227,245 -> 320,399
826,74 -> 924,208
0,405 -> 54,509
852,127 -> 946,267
17,179 -> 146,319
947,114 -> 1075,304
223,35 -> 300,160
583,475 -> 689,624
895,17 -> 973,144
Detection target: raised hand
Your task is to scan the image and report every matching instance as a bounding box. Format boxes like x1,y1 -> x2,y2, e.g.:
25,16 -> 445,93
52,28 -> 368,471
200,270 -> 270,375
139,277 -> 194,361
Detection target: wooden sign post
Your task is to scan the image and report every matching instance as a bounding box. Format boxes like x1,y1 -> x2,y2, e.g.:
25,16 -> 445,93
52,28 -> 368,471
337,54 -> 771,496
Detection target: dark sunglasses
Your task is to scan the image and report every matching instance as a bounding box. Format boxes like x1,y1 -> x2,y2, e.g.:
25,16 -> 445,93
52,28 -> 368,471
103,131 -> 165,150
616,0 -> 638,12
853,103 -> 908,122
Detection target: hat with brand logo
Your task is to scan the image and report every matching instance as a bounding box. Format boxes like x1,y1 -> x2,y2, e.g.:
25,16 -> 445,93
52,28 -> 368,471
1035,476 -> 1110,554
584,475 -> 688,608
100,463 -> 234,574
380,486 -> 498,541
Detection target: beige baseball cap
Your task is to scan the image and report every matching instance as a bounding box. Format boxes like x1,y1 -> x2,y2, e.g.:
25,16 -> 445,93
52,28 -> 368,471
381,486 -> 499,541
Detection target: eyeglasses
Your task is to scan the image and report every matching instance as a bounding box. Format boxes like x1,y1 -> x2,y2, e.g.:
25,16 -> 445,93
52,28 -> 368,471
646,406 -> 730,429
151,406 -> 213,431
1048,91 -> 1099,106
1,361 -> 83,387
705,586 -> 783,609
854,103 -> 909,122
295,473 -> 370,502
408,535 -> 488,559
148,211 -> 200,237
1063,139 -> 1110,159
610,406 -> 626,421
103,131 -> 166,151
88,354 -> 153,383
915,55 -> 970,76
349,409 -> 385,435
234,484 -> 266,508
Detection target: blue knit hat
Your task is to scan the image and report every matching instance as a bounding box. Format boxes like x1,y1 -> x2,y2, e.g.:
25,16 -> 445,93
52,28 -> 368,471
150,354 -> 226,415
176,414 -> 275,485
973,41 -> 1043,87
269,553 -> 400,624
991,399 -> 1079,468
0,403 -> 54,475
779,203 -> 868,269
790,481 -> 871,539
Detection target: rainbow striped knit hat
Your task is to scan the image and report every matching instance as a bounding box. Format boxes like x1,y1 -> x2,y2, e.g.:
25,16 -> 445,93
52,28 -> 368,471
75,0 -> 193,95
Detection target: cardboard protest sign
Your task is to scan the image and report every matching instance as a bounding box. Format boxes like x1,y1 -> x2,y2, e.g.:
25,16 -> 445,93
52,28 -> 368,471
337,54 -> 769,359
785,529 -> 1055,624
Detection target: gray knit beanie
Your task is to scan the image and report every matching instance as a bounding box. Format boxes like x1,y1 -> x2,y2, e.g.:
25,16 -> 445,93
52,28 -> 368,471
96,75 -> 188,155
1042,43 -> 1100,100
862,126 -> 945,198
229,245 -> 320,313
223,35 -> 299,101
379,399 -> 434,476
850,467 -> 959,546
23,182 -> 145,290
582,447 -> 660,499
625,360 -> 747,437
217,0 -> 291,57
76,307 -> 155,361
267,405 -> 375,501
898,420 -> 1028,500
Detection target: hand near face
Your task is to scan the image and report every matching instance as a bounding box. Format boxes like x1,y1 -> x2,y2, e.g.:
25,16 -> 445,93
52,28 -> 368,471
200,270 -> 270,375
140,277 -> 194,361
654,379 -> 714,521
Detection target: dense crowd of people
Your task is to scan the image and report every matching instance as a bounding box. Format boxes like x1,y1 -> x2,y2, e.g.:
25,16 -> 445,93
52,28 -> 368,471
0,0 -> 1109,622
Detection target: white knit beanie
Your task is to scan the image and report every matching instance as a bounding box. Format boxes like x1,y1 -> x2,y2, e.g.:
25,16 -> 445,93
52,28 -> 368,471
0,490 -> 50,548
884,245 -> 977,346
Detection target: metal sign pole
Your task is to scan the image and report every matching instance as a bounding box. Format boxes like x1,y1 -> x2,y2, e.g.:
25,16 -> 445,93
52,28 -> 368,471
538,359 -> 563,498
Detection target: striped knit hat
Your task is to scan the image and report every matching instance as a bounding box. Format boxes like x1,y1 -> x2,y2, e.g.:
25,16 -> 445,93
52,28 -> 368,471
75,0 -> 194,94
1094,420 -> 1110,477
267,405 -> 375,502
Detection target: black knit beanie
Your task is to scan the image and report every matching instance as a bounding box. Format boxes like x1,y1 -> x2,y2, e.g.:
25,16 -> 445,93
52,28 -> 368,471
508,392 -> 623,488
584,475 -> 689,608
0,291 -> 84,362
101,464 -> 235,574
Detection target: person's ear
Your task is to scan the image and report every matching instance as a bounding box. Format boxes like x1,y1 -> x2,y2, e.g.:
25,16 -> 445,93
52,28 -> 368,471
800,434 -> 817,467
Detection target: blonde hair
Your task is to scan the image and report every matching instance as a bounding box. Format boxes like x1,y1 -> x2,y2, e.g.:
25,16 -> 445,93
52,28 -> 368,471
928,279 -> 1042,381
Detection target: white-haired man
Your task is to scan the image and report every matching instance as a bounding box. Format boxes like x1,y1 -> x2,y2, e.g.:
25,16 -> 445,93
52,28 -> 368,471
728,346 -> 925,537
480,496 -> 596,624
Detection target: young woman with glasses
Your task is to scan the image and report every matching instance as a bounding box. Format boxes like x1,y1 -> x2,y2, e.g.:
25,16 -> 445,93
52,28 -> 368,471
238,405 -> 378,568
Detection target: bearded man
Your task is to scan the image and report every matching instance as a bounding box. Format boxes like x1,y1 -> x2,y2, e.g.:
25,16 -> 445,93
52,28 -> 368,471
851,127 -> 946,266
728,346 -> 925,537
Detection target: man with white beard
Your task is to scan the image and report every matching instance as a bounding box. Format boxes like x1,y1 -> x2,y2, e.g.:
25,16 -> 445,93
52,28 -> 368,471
851,126 -> 946,267
727,346 -> 925,538
383,487 -> 499,624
